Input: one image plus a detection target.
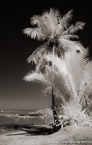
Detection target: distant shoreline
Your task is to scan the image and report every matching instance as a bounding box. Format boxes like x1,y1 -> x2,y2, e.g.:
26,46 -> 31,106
0,110 -> 38,115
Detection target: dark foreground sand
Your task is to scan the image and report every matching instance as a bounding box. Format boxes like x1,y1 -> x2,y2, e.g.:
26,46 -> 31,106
0,125 -> 92,145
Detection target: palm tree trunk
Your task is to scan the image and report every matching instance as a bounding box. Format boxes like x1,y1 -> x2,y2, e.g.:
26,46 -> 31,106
52,45 -> 56,123
52,87 -> 56,123
52,45 -> 55,67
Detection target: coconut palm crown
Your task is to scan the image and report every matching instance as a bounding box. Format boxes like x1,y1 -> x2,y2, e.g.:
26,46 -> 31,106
23,8 -> 85,71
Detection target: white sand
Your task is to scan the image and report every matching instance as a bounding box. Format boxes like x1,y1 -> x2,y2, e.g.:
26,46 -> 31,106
0,125 -> 92,145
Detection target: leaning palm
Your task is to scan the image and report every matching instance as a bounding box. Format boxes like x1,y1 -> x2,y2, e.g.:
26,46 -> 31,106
23,8 -> 85,71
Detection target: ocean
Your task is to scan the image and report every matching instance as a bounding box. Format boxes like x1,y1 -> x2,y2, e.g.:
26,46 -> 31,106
0,110 -> 47,126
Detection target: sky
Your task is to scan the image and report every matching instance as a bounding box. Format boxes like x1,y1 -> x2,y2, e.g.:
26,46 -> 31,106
0,0 -> 92,110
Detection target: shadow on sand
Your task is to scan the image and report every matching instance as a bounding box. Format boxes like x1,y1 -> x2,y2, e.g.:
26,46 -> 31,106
6,130 -> 54,136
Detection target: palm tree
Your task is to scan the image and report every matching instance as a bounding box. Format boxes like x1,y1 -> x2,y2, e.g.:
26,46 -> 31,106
24,8 -> 92,126
23,8 -> 85,71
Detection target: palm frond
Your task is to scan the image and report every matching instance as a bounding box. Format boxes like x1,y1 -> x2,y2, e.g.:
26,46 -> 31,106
27,43 -> 48,64
59,10 -> 73,31
41,66 -> 68,103
45,53 -> 77,100
64,46 -> 89,95
31,15 -> 41,25
49,8 -> 60,18
59,38 -> 84,52
23,27 -> 47,40
24,71 -> 51,86
64,46 -> 86,91
60,34 -> 79,40
61,24 -> 73,35
80,47 -> 89,69
41,8 -> 60,36
44,65 -> 71,101
62,22 -> 85,35
69,21 -> 85,34
42,86 -> 52,96
82,61 -> 92,94
23,8 -> 60,42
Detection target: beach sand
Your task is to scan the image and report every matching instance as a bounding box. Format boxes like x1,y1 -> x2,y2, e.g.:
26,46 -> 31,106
0,125 -> 92,145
